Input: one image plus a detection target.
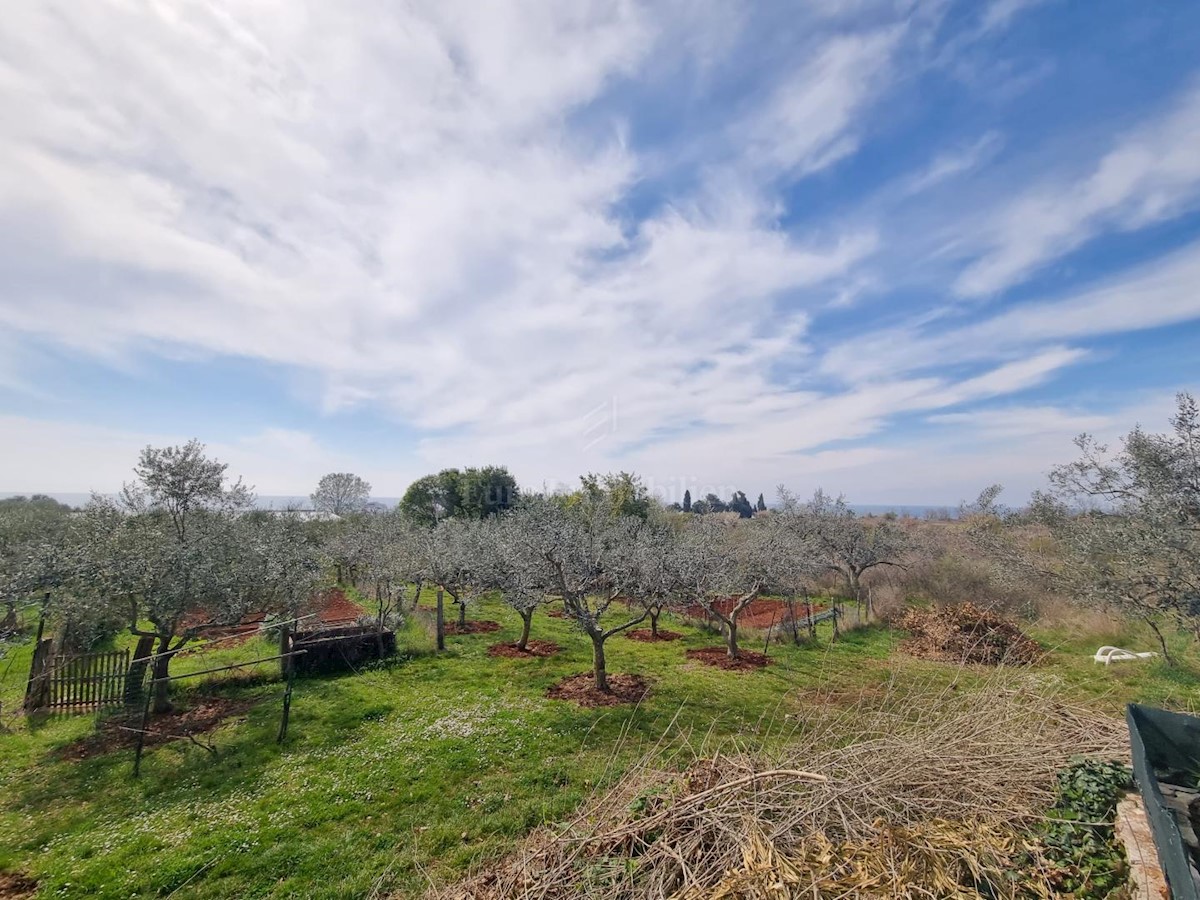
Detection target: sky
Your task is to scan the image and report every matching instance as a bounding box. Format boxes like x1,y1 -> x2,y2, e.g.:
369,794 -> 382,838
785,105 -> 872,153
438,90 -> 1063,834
2,0 -> 1199,507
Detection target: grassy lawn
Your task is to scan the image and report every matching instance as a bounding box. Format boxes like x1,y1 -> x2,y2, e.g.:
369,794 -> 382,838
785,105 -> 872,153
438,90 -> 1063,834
0,598 -> 1197,898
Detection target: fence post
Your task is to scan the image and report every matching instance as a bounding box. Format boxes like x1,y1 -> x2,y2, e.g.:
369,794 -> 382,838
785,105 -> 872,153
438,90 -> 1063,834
132,676 -> 154,778
23,613 -> 52,713
277,628 -> 295,744
436,589 -> 445,651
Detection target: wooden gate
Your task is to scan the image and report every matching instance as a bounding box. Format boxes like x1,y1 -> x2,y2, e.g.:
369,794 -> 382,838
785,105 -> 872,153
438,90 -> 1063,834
25,643 -> 135,712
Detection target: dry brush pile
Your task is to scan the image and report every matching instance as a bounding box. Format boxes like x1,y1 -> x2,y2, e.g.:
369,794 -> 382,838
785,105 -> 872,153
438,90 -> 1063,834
899,602 -> 1043,666
433,673 -> 1126,899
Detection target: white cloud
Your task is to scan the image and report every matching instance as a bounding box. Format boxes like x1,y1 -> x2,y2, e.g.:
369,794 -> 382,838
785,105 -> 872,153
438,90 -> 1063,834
741,28 -> 902,177
926,405 -> 1114,438
2,388 -> 1177,506
0,0 -> 1192,504
770,391 -> 1187,506
0,416 -> 412,498
0,0 -> 912,488
955,81 -> 1200,296
897,131 -> 1003,197
824,240 -> 1200,383
979,0 -> 1054,33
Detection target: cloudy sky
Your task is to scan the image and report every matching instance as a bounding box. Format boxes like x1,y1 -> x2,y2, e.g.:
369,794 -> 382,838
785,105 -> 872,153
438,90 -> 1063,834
2,0 -> 1199,505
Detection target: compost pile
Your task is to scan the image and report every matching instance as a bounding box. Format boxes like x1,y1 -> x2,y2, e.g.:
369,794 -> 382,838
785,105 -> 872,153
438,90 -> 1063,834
432,674 -> 1126,899
900,602 -> 1042,665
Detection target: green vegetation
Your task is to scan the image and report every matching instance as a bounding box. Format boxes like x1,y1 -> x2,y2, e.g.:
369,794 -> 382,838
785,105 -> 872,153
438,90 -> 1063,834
1036,758 -> 1134,897
1,598 -> 1197,898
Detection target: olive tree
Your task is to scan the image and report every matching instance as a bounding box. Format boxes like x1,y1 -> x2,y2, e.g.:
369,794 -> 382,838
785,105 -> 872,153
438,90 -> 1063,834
0,496 -> 74,635
5,509 -> 135,663
627,517 -> 685,639
502,496 -> 650,691
356,512 -> 417,654
1013,394 -> 1200,662
325,516 -> 372,588
415,518 -> 490,628
778,487 -> 908,618
481,516 -> 547,650
764,514 -> 825,642
103,441 -> 255,712
243,511 -> 326,623
311,472 -> 371,516
677,516 -> 780,658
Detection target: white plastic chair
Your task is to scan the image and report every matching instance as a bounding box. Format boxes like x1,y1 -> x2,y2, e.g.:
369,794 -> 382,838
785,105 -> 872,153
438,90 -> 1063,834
1093,646 -> 1157,665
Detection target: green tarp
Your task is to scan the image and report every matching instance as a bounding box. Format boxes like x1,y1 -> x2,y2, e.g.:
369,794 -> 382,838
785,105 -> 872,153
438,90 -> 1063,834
1127,703 -> 1200,899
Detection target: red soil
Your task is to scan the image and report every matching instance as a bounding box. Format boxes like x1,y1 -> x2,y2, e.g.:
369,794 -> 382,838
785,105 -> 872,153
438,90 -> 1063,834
178,587 -> 366,648
55,697 -> 256,761
178,610 -> 266,647
0,873 -> 37,900
683,597 -> 826,629
443,620 -> 502,636
625,628 -> 683,642
546,673 -> 649,707
685,647 -> 771,671
487,640 -> 561,659
308,587 -> 366,626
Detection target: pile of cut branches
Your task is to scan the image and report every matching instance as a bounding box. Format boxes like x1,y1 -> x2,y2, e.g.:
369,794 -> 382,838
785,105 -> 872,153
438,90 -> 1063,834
900,602 -> 1042,665
433,674 -> 1125,899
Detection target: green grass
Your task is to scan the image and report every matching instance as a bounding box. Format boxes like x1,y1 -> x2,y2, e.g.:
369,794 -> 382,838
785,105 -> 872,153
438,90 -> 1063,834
0,599 -> 1196,898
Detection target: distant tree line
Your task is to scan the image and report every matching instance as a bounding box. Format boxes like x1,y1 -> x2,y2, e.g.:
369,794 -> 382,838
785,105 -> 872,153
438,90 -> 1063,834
670,489 -> 768,518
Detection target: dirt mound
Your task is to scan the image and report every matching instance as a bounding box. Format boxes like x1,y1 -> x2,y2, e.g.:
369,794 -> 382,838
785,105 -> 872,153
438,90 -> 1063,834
0,873 -> 37,899
684,598 -> 827,629
178,610 -> 267,646
487,640 -> 561,658
55,697 -> 255,761
308,587 -> 366,625
686,647 -> 770,671
444,620 -> 502,635
546,674 -> 649,707
899,603 -> 1041,666
625,629 -> 683,642
178,588 -> 365,646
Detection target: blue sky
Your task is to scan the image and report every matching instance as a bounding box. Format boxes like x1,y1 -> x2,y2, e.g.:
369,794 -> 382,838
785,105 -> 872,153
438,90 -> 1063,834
2,0 -> 1199,505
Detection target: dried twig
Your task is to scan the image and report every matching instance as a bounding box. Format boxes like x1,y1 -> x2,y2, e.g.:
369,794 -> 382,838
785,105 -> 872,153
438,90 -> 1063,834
432,669 -> 1126,900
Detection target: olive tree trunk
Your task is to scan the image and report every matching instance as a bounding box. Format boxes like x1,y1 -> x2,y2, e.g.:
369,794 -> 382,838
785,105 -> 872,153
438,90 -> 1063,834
517,608 -> 534,651
591,633 -> 609,692
151,634 -> 174,714
1145,616 -> 1173,665
1,601 -> 18,634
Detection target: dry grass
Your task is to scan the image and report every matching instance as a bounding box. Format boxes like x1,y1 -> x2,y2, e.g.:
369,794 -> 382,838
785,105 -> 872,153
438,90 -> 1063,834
434,670 -> 1126,899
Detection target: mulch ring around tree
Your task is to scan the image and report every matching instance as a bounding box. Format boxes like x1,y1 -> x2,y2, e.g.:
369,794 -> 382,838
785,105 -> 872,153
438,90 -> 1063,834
0,873 -> 37,900
54,697 -> 256,762
625,628 -> 684,642
685,647 -> 771,671
546,673 -> 649,707
487,640 -> 561,659
443,620 -> 502,636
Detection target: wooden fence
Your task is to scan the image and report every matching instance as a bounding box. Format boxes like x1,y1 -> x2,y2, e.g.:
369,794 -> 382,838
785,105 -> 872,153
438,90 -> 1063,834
25,641 -> 140,712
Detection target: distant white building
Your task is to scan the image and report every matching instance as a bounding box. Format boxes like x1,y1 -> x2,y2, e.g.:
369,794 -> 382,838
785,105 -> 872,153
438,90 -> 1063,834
264,508 -> 341,522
